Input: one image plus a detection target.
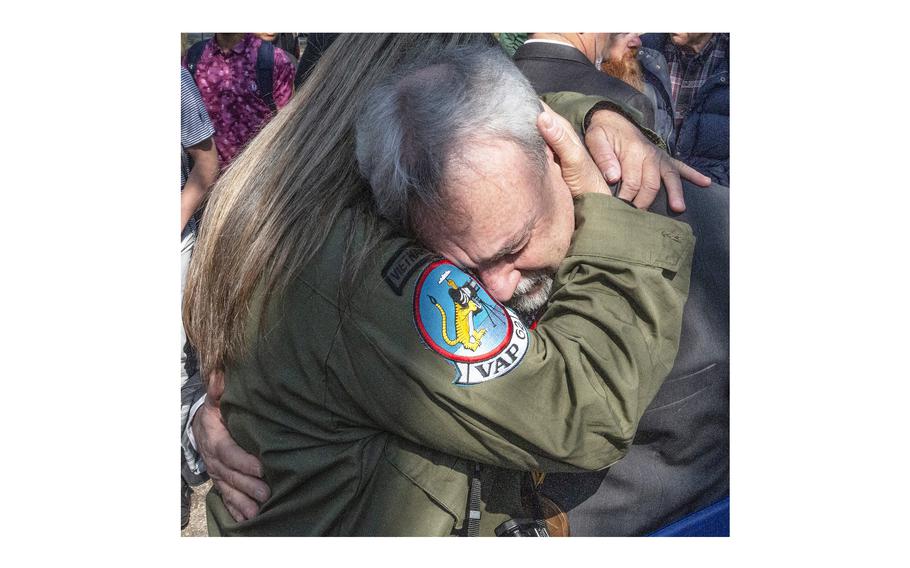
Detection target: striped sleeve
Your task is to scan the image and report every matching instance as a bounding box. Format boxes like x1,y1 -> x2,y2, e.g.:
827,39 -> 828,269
180,68 -> 214,148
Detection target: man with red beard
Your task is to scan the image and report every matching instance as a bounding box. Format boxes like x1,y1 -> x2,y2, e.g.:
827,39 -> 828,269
600,33 -> 646,92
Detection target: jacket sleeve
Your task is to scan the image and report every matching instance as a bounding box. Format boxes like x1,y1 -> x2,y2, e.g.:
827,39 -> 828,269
540,91 -> 669,152
323,193 -> 694,473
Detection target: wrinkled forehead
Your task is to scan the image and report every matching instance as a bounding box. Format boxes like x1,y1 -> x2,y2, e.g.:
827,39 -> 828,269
448,140 -> 543,222
416,139 -> 545,254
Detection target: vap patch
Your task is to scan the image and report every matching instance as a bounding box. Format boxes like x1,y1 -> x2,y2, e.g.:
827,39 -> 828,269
413,261 -> 530,385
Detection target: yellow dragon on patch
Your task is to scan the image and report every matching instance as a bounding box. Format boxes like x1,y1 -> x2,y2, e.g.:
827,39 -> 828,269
428,279 -> 487,352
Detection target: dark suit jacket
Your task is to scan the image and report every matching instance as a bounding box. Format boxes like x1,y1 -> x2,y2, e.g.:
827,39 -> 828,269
518,44 -> 730,534
513,41 -> 656,130
539,182 -> 729,536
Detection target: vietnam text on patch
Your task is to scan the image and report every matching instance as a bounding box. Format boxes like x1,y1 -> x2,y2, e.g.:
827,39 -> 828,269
382,244 -> 437,296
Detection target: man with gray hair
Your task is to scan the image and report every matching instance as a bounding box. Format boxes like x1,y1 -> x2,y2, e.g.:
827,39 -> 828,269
358,46 -> 728,536
355,46 -> 564,321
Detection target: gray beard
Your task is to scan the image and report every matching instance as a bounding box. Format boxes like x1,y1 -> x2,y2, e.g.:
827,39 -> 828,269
506,270 -> 554,325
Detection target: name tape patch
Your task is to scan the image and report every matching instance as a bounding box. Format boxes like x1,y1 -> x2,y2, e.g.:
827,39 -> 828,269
382,244 -> 437,296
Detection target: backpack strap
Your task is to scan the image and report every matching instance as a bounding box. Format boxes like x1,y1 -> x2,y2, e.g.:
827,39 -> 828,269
185,39 -> 209,79
256,40 -> 276,112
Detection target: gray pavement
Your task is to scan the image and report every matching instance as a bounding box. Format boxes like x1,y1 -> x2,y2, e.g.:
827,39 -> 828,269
181,480 -> 211,537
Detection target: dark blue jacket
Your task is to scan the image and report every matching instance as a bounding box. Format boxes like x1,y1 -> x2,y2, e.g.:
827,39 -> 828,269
641,34 -> 729,186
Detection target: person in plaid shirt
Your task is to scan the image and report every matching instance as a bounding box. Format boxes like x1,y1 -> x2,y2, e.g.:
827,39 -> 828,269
640,33 -> 729,186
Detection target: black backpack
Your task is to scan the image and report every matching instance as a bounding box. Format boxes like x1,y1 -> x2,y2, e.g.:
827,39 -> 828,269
185,38 -> 277,112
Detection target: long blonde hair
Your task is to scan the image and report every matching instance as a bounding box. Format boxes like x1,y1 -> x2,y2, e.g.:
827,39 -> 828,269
183,33 -> 496,375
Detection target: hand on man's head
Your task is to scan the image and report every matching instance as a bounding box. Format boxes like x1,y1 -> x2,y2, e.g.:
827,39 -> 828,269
585,110 -> 711,213
537,103 -> 611,198
191,369 -> 270,522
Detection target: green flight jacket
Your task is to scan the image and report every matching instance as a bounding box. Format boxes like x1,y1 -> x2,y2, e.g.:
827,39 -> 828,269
540,91 -> 669,152
207,192 -> 694,536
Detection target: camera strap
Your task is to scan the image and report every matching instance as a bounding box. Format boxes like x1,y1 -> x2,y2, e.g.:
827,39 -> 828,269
465,462 -> 482,537
527,471 -> 570,537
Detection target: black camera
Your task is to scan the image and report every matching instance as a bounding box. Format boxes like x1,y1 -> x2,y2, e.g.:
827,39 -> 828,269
494,518 -> 549,537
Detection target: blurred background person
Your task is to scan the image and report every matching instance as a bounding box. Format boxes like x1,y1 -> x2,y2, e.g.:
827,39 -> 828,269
601,33 -> 645,92
180,69 -> 218,234
639,33 -> 729,186
257,33 -> 300,66
183,33 -> 295,168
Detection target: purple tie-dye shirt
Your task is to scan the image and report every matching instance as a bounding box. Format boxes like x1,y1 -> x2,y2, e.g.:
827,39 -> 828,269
182,34 -> 294,167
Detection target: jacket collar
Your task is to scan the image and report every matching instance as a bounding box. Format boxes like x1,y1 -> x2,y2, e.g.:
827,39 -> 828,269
513,41 -> 593,68
638,47 -> 673,96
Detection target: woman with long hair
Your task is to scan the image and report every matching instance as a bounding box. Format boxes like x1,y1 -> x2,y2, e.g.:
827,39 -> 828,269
185,34 -> 499,375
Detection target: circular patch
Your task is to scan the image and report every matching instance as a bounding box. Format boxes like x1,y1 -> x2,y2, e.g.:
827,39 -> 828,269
414,261 -> 529,385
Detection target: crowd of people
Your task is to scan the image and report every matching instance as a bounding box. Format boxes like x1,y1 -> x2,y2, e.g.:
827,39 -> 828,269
179,32 -> 730,536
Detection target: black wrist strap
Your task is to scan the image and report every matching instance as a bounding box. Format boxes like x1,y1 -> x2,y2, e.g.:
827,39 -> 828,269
466,462 -> 482,537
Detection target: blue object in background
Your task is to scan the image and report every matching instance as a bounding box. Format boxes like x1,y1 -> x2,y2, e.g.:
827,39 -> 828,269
649,497 -> 729,536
